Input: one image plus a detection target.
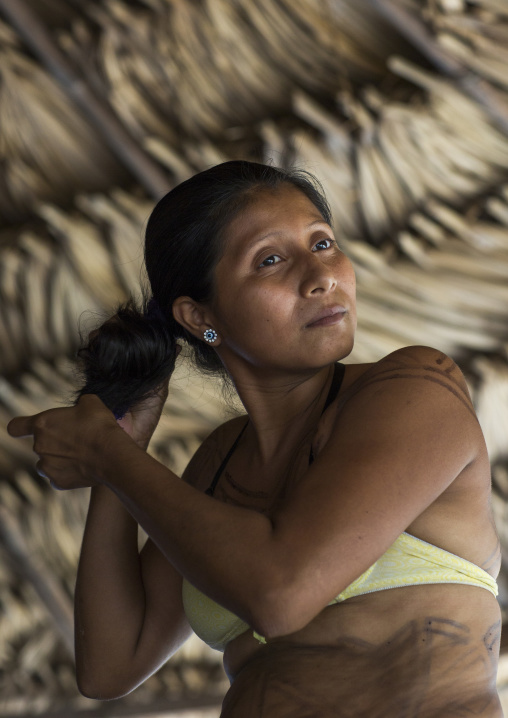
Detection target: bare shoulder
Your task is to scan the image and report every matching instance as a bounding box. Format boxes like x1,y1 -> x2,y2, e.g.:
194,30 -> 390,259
332,346 -> 496,559
341,345 -> 475,417
358,349 -> 498,571
376,345 -> 469,386
321,344 -> 486,490
181,414 -> 248,492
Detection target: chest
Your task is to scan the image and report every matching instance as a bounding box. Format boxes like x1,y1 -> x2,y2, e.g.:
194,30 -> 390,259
211,440 -> 313,514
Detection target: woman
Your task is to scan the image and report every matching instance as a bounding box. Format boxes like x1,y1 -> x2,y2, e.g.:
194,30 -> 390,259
7,161 -> 502,717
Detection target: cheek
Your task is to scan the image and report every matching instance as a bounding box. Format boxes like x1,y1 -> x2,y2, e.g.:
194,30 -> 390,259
342,256 -> 356,293
242,287 -> 292,330
229,286 -> 297,345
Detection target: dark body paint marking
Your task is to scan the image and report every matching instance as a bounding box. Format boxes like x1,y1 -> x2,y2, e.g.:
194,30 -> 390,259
220,615 -> 500,718
481,543 -> 501,572
349,372 -> 477,420
224,470 -> 270,499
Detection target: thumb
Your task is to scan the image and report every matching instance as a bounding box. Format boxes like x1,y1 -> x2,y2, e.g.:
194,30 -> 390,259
7,414 -> 37,438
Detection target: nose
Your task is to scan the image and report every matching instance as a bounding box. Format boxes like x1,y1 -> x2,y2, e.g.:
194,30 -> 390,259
300,254 -> 337,297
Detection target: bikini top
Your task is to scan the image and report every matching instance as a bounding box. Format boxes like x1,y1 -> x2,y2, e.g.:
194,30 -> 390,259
181,363 -> 498,652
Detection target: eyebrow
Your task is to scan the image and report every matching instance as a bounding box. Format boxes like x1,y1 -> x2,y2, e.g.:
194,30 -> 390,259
249,218 -> 331,248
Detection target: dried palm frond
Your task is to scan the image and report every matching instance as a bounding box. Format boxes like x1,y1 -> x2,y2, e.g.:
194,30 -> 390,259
473,354 -> 508,466
345,191 -> 508,363
418,0 -> 508,90
60,0 -> 421,145
24,0 -> 81,27
0,188 -> 149,375
0,19 -> 124,225
289,62 -> 508,245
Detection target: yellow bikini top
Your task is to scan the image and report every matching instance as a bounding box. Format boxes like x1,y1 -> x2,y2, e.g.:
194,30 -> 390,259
182,531 -> 498,652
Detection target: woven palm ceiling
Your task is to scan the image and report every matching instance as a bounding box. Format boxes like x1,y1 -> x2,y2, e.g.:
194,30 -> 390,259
0,0 -> 508,715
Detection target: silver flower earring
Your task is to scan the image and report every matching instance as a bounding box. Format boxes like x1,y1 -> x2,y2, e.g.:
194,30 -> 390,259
203,328 -> 218,343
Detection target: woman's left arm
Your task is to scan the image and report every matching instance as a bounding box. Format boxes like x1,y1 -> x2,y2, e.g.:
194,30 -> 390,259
7,346 -> 480,639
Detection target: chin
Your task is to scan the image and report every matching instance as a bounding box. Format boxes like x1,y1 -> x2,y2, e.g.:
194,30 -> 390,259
321,333 -> 355,365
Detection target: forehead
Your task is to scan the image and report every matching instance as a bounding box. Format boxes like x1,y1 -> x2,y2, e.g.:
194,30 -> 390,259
221,185 -> 326,257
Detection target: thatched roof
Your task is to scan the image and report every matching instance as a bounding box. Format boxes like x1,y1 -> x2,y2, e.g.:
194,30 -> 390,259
1,0 -> 508,714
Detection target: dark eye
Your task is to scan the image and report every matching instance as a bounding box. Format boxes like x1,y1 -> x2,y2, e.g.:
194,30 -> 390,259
258,254 -> 282,268
313,238 -> 335,252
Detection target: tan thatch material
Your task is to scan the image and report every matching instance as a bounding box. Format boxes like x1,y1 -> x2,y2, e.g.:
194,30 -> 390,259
60,0 -> 421,144
415,0 -> 508,89
0,188 -> 149,375
283,64 -> 508,244
1,0 -> 508,712
0,19 -> 124,225
24,0 -> 78,28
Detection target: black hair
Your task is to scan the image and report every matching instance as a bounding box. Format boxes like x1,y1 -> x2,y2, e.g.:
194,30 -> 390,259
72,160 -> 332,419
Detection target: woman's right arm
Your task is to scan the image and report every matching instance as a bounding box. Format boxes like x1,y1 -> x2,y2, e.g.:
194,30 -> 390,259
74,421 -> 226,700
74,485 -> 192,699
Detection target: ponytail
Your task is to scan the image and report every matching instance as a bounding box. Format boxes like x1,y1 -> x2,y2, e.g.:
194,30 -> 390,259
72,295 -> 178,420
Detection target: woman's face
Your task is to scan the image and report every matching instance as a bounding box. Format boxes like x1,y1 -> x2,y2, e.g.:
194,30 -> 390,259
208,184 -> 357,374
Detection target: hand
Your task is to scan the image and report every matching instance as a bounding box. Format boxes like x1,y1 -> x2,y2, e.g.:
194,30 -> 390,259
6,394 -> 123,490
116,345 -> 181,450
116,381 -> 168,451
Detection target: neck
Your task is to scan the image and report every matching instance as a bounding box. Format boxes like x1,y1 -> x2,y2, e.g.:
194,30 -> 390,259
225,363 -> 335,464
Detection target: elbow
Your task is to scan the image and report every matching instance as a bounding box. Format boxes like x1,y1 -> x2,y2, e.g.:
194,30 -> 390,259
247,574 -> 318,640
237,532 -> 326,639
76,681 -> 114,702
76,676 -> 130,702
75,662 -> 139,701
77,677 -> 136,702
76,674 -> 108,701
249,592 -> 312,640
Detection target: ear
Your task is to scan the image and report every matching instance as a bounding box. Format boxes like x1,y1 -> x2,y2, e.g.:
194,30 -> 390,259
172,296 -> 221,345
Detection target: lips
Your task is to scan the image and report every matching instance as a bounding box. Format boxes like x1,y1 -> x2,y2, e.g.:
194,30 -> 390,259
306,305 -> 346,328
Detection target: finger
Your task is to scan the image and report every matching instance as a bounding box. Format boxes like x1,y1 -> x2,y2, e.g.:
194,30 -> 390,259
35,459 -> 68,490
35,457 -> 95,491
6,415 -> 36,438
